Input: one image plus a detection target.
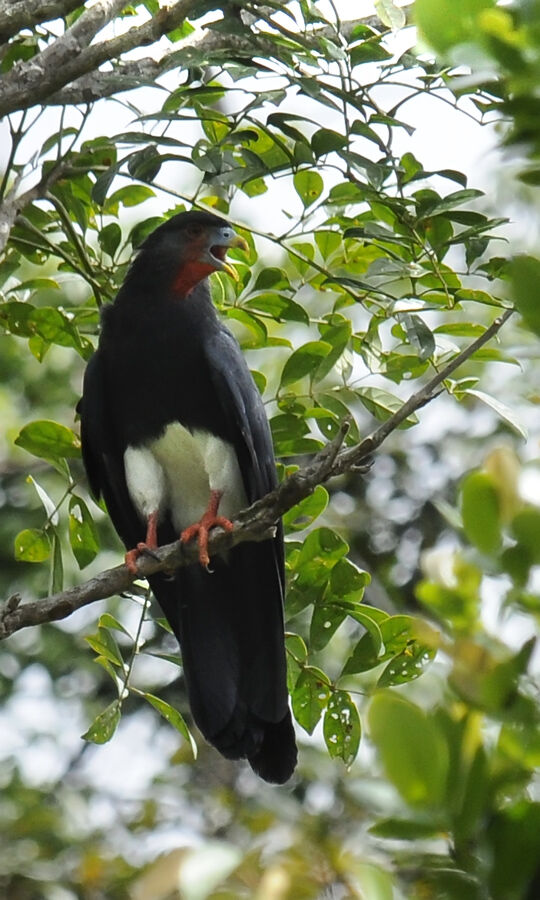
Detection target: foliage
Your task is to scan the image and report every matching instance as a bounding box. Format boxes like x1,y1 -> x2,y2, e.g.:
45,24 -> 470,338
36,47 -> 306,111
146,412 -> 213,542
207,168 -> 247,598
0,1 -> 539,898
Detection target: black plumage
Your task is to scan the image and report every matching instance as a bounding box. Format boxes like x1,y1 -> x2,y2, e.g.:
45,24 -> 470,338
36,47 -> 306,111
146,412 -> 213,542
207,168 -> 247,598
79,211 -> 297,783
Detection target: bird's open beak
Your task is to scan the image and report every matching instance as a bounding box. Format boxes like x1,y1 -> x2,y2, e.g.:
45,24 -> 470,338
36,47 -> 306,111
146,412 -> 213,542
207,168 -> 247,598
209,231 -> 249,281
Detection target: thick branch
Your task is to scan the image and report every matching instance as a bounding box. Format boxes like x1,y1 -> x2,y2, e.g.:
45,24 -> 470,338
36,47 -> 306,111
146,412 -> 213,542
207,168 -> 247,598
0,307 -> 514,641
0,0 -> 82,43
45,29 -> 258,106
0,0 -> 199,118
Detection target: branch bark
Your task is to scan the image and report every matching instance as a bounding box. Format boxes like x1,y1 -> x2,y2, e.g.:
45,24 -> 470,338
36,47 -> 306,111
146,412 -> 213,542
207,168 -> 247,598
0,0 -> 199,118
0,307 -> 513,642
0,0 -> 82,43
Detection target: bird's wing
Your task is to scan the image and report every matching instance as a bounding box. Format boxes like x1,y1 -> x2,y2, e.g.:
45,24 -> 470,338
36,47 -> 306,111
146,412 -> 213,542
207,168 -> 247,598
205,325 -> 279,502
203,324 -> 285,587
79,351 -> 142,550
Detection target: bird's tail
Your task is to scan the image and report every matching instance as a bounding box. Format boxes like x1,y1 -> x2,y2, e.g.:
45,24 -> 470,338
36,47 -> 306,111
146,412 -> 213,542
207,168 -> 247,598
149,542 -> 297,784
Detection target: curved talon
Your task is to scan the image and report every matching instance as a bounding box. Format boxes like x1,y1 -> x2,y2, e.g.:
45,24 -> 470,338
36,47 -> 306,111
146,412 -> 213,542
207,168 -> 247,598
180,490 -> 234,567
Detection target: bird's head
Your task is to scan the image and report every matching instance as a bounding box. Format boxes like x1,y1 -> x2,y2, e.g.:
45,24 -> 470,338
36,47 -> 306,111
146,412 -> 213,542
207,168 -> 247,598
139,210 -> 248,296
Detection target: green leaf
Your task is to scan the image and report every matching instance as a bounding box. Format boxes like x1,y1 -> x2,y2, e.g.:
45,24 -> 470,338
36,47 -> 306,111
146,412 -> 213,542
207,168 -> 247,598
285,632 -> 308,693
50,529 -> 63,594
311,128 -> 347,157
92,166 -> 119,206
280,341 -> 332,387
511,508 -> 540,565
225,308 -> 267,348
85,627 -> 124,667
316,320 -> 352,379
127,145 -> 162,182
98,614 -> 131,637
340,606 -> 387,674
292,666 -> 331,734
416,0 -> 496,55
293,170 -> 324,207
144,693 -> 197,757
69,496 -> 100,569
350,40 -> 392,65
399,313 -> 435,361
314,230 -> 341,259
356,387 -> 418,427
343,611 -> 419,675
253,267 -> 291,291
330,557 -> 370,600
369,692 -> 449,807
98,222 -> 122,259
375,0 -> 406,29
460,471 -> 501,554
323,691 -> 361,766
369,817 -> 444,840
245,292 -> 309,325
377,637 -> 437,687
510,254 -> 540,337
310,602 -> 347,651
463,389 -> 528,440
106,184 -> 155,209
283,485 -> 329,532
250,369 -> 266,395
14,528 -> 50,563
82,701 -> 121,744
15,420 -> 81,462
297,526 -> 349,567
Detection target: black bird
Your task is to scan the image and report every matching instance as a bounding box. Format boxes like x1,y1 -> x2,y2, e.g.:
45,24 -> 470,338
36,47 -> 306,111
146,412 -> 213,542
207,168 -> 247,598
79,210 -> 297,783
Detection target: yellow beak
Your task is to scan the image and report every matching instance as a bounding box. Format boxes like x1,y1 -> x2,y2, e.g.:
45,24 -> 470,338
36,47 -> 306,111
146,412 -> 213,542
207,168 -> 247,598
221,234 -> 249,280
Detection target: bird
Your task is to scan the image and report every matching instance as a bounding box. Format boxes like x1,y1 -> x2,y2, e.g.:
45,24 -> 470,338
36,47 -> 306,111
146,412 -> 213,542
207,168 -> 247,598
78,210 -> 297,783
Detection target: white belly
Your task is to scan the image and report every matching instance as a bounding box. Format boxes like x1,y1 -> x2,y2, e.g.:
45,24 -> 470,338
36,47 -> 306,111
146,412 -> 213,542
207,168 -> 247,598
124,423 -> 247,532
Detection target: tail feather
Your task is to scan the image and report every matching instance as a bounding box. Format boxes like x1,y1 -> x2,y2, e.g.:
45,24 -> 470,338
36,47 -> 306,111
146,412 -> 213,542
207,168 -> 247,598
148,541 -> 296,783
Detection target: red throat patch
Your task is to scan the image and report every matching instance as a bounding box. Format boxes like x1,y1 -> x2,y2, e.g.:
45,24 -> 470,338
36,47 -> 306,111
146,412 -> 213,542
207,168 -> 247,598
173,260 -> 216,297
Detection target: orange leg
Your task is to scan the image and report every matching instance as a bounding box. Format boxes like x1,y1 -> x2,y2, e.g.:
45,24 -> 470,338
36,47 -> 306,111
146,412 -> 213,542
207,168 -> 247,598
180,489 -> 234,567
125,510 -> 159,574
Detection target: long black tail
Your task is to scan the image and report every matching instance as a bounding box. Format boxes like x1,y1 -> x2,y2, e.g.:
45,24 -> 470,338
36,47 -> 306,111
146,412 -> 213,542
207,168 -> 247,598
149,541 -> 297,784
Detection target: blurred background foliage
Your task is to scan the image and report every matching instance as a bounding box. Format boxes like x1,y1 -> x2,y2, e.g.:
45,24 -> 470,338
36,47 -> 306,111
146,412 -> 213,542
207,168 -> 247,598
0,0 -> 539,898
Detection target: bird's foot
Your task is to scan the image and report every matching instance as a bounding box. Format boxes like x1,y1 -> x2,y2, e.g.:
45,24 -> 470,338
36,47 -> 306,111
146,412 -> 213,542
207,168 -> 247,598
125,542 -> 159,574
180,490 -> 234,567
125,511 -> 159,574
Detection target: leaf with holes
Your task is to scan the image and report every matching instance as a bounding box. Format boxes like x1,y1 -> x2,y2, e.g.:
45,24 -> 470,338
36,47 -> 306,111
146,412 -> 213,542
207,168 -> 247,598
310,602 -> 347,651
292,666 -> 331,734
82,701 -> 121,745
323,691 -> 361,766
294,170 -> 324,207
14,528 -> 50,563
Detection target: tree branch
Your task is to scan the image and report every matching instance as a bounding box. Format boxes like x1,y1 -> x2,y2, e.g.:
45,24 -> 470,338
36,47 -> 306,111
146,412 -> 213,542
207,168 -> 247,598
0,0 -> 200,118
0,307 -> 514,642
0,0 -> 82,43
45,29 -> 260,106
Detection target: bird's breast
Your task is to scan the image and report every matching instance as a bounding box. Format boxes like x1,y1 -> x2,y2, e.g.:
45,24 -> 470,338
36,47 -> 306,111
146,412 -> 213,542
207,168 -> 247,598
124,422 -> 247,532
